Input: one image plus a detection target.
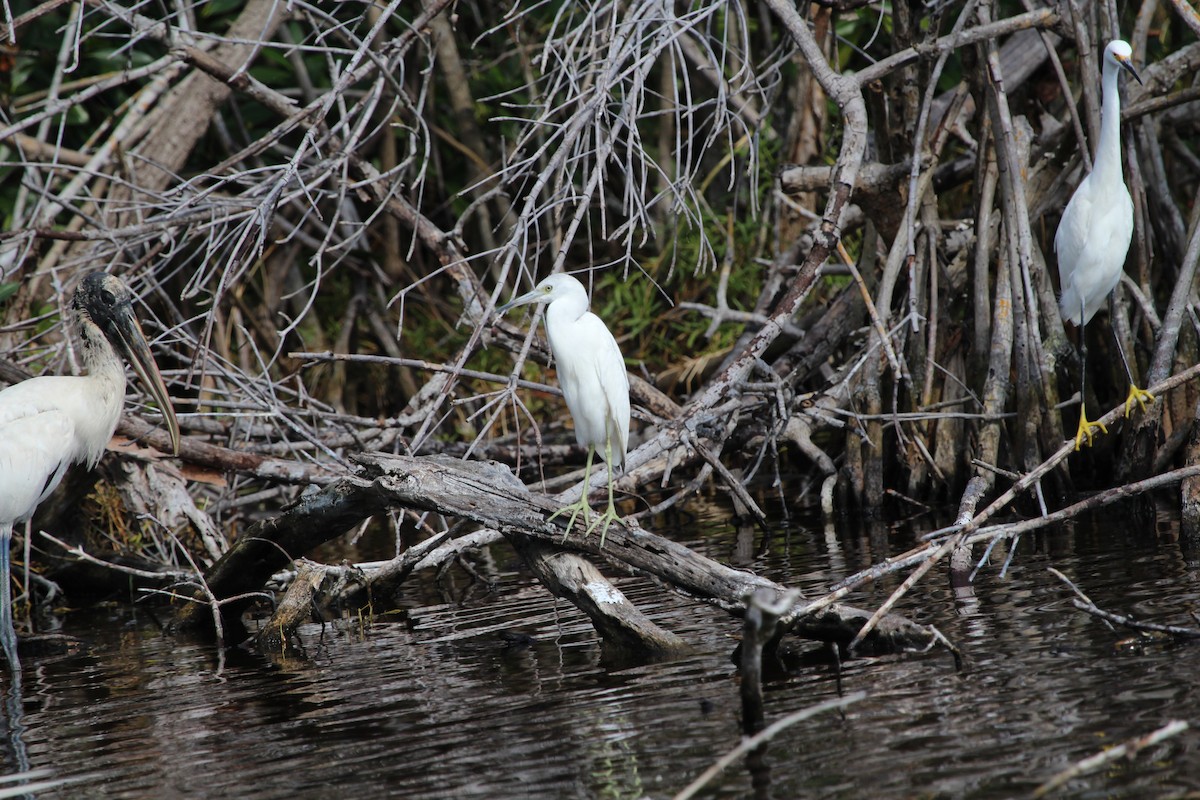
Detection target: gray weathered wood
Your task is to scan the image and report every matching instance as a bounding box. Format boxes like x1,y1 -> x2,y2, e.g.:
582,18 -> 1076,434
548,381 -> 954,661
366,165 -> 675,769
177,452 -> 942,657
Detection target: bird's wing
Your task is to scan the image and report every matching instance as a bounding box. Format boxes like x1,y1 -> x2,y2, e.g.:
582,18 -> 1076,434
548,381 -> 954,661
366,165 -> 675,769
1054,175 -> 1095,291
1055,176 -> 1134,323
582,313 -> 630,466
0,396 -> 76,523
0,376 -> 81,426
1091,189 -> 1135,260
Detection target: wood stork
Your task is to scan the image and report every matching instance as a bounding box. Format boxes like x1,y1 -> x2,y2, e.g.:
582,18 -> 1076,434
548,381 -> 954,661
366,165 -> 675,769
0,272 -> 180,671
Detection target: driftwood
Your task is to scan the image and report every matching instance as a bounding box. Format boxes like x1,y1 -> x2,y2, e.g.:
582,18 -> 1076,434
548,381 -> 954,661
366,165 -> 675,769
177,453 -> 944,658
510,537 -> 689,657
254,561 -> 331,653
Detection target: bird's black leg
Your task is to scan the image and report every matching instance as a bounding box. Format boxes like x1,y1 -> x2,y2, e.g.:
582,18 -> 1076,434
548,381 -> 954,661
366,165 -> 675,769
1107,290 -> 1155,417
1073,300 -> 1106,450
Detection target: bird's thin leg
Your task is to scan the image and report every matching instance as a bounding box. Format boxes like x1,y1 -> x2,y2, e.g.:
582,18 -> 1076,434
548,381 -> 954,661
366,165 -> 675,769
585,434 -> 623,547
0,527 -> 20,673
1108,292 -> 1155,417
548,446 -> 595,538
0,538 -> 28,767
1073,308 -> 1107,450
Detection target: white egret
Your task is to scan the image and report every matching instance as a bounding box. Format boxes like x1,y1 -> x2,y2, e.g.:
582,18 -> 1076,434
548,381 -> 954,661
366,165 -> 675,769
0,273 -> 180,670
497,273 -> 630,544
1055,39 -> 1153,450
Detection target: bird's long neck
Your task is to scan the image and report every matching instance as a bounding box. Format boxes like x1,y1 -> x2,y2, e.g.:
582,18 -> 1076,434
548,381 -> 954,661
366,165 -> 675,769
544,292 -> 589,365
75,315 -> 127,467
78,316 -> 127,388
546,293 -> 589,327
1094,61 -> 1125,185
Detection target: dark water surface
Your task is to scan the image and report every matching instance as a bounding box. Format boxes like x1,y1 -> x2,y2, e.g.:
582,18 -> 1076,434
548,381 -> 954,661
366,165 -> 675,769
4,503 -> 1200,798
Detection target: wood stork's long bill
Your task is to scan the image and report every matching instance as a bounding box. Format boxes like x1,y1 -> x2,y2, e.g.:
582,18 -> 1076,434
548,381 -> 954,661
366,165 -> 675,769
75,273 -> 181,455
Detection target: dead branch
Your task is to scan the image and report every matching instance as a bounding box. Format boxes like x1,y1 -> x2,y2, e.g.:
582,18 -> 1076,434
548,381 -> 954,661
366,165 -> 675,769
175,453 -> 944,657
1033,720 -> 1188,798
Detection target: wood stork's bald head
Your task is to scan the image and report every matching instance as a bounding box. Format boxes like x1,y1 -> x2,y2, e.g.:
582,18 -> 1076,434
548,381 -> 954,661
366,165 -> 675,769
74,273 -> 181,455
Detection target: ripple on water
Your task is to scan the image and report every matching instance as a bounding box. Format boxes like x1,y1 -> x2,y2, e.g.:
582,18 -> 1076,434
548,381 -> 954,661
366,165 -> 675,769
5,508 -> 1200,798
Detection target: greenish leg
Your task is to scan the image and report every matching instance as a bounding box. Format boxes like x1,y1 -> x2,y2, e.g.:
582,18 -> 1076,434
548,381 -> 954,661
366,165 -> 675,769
549,446 -> 595,538
584,434 -> 623,548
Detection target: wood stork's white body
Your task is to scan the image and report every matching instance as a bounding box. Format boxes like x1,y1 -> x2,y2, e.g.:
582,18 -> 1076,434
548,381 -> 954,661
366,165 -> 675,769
498,273 -> 630,542
0,367 -> 127,524
0,273 -> 180,672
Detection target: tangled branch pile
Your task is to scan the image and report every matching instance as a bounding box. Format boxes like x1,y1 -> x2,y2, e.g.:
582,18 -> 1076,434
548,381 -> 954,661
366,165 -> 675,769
1,0 -> 1199,642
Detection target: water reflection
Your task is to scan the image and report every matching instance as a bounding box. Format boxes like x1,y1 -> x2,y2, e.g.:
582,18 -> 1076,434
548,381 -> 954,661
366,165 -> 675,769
0,508 -> 1197,797
1,671 -> 30,798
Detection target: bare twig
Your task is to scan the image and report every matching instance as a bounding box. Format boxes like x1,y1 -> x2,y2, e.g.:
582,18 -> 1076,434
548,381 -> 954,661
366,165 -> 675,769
1033,720 -> 1188,798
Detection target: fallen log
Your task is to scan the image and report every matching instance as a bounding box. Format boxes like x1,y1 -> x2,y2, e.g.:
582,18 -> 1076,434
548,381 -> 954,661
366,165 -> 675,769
176,452 -> 946,659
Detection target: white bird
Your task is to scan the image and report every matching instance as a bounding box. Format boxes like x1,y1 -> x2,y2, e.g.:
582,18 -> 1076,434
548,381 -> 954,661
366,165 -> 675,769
497,273 -> 630,544
1055,39 -> 1153,450
0,273 -> 180,671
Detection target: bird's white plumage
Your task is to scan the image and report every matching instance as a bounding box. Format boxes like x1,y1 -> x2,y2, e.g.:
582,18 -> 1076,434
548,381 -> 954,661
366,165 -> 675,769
1053,39 -> 1153,450
498,272 -> 630,541
1056,180 -> 1134,325
504,273 -> 630,466
0,370 -> 125,523
543,285 -> 630,468
1055,39 -> 1138,327
0,406 -> 75,524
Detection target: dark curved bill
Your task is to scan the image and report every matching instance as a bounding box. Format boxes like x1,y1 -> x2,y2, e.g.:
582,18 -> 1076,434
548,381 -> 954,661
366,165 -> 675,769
109,307 -> 181,455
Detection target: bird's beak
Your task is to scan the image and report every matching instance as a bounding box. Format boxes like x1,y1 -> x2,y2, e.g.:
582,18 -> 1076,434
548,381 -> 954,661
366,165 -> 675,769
1116,54 -> 1143,85
496,288 -> 542,316
108,307 -> 181,456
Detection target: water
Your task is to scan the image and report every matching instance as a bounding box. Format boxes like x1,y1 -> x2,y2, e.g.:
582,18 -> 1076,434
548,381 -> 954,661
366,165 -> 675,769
4,503 -> 1200,798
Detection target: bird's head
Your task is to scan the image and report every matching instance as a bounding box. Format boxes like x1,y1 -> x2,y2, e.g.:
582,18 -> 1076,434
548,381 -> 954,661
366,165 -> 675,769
74,273 -> 181,455
497,273 -> 587,314
1104,40 -> 1143,85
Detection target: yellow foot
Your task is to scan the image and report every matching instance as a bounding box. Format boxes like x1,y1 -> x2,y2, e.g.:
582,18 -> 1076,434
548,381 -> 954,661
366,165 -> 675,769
1124,384 -> 1156,417
548,496 -> 593,539
584,501 -> 623,548
1073,409 -> 1108,451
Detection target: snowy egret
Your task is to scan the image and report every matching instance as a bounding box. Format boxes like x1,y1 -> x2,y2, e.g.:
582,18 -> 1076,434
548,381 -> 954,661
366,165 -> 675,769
1055,39 -> 1152,450
497,273 -> 630,544
0,273 -> 180,671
